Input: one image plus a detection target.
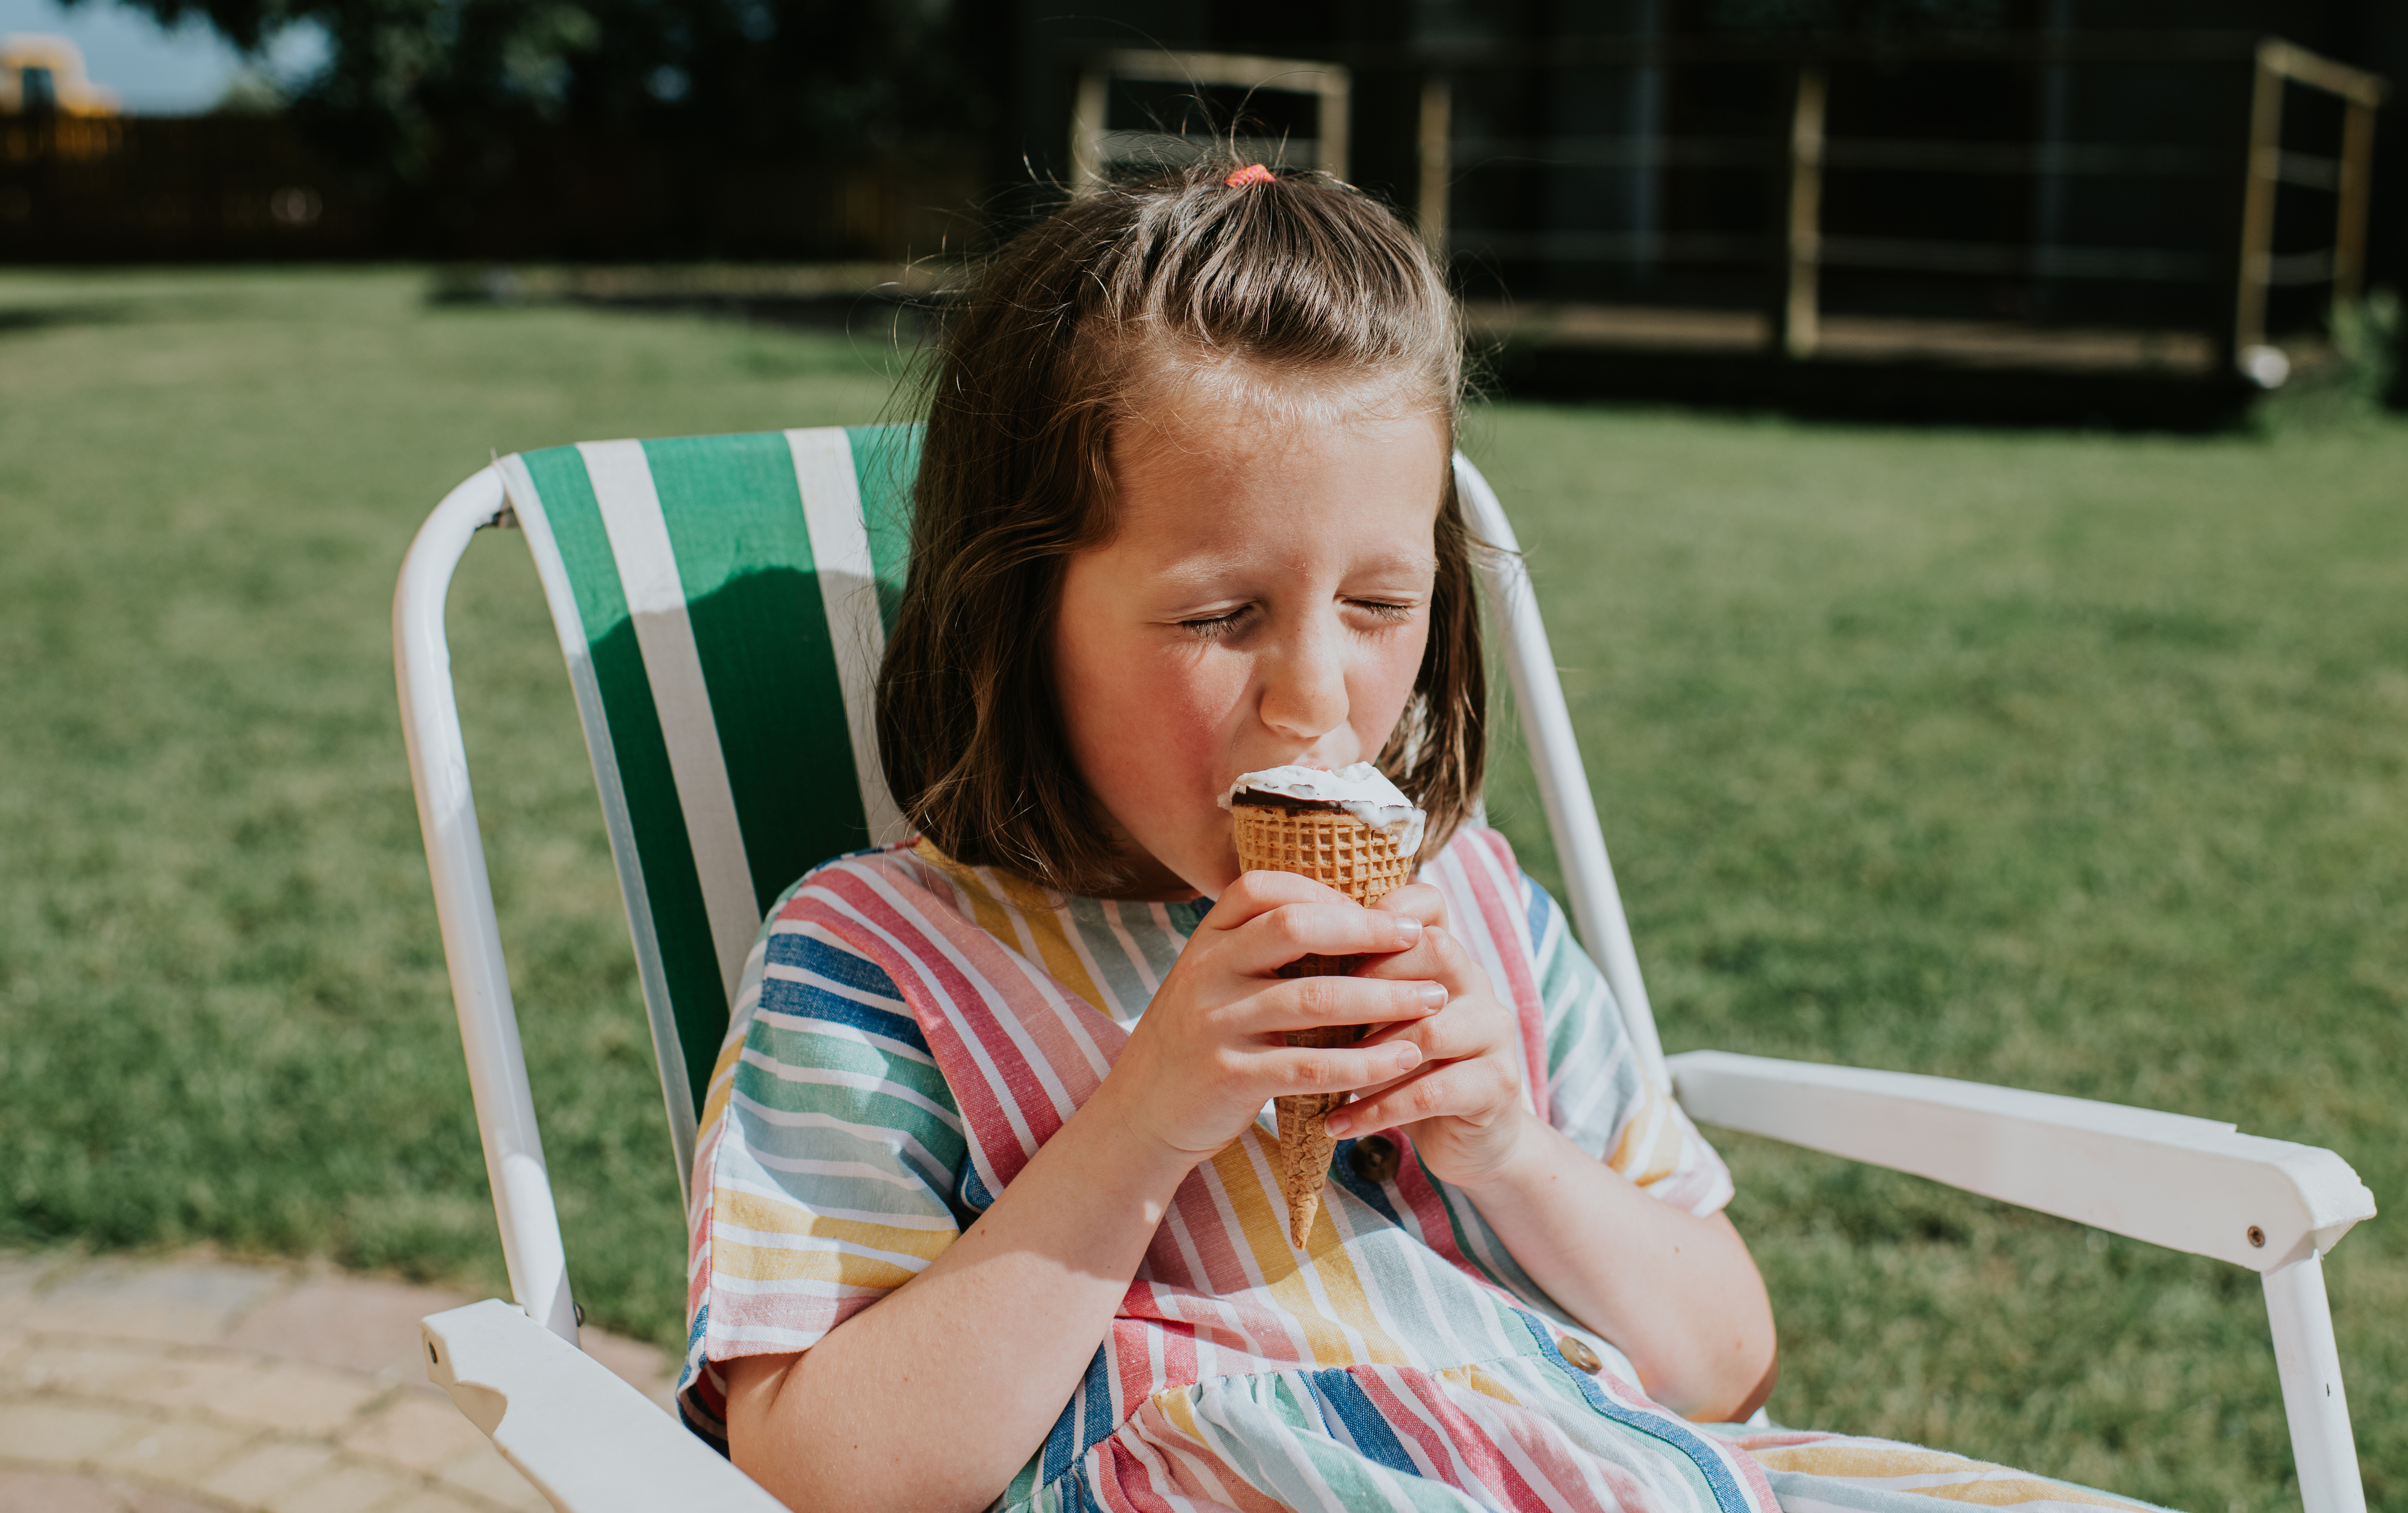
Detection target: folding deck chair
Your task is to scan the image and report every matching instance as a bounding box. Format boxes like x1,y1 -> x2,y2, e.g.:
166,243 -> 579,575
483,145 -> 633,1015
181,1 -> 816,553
395,427 -> 2378,1513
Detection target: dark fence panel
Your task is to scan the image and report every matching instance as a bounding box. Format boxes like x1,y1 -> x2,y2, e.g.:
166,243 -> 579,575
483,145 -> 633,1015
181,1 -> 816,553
1,116 -> 379,261
0,114 -> 978,264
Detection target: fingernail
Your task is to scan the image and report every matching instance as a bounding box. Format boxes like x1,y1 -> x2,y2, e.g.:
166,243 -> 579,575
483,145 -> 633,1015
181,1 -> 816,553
1394,916 -> 1423,946
1415,982 -> 1447,1009
1327,1113 -> 1353,1138
1395,1044 -> 1422,1070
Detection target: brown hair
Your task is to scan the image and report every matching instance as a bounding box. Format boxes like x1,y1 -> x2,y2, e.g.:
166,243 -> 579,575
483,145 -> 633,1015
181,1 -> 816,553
874,160 -> 1484,894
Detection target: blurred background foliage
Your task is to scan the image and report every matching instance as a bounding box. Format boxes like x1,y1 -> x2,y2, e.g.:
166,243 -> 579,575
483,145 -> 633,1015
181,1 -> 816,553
83,0 -> 987,184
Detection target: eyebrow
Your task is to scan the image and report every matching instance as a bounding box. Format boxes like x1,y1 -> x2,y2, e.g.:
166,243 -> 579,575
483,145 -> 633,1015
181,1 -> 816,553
1139,546 -> 1441,585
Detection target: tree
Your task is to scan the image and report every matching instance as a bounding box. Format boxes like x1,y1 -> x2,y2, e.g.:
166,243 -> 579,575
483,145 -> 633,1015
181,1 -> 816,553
82,0 -> 987,185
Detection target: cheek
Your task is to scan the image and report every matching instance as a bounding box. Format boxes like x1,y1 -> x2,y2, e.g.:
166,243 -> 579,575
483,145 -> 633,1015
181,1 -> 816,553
1355,621 -> 1433,741
1052,578 -> 1249,819
1061,641 -> 1249,798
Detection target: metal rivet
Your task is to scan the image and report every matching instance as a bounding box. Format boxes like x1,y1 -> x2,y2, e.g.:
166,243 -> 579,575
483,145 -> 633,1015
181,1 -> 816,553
574,1302 -> 587,1326
1349,1134 -> 1401,1185
2247,1226 -> 2266,1248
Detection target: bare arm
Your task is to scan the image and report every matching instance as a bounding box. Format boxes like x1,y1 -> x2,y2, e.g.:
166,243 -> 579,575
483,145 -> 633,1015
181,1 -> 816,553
723,1084 -> 1189,1513
722,876 -> 1433,1513
1447,1119 -> 1775,1420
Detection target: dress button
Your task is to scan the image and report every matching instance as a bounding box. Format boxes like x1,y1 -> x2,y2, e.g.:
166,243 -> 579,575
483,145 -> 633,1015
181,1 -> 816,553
1557,1335 -> 1603,1374
1348,1134 -> 1400,1184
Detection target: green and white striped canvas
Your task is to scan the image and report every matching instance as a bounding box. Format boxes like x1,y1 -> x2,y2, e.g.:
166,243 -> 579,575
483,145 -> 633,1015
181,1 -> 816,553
495,425 -> 920,1195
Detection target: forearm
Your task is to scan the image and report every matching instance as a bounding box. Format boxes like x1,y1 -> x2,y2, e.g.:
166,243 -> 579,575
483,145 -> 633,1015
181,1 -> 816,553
727,1083 -> 1191,1513
1464,1119 -> 1775,1421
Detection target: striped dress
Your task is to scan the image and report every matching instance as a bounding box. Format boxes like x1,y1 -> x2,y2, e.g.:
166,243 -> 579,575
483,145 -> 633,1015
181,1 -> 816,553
675,828 -> 2163,1513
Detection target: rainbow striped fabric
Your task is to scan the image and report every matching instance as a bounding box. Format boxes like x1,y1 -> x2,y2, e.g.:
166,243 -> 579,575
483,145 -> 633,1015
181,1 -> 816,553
1724,1431 -> 2165,1511
674,828 -> 2162,1513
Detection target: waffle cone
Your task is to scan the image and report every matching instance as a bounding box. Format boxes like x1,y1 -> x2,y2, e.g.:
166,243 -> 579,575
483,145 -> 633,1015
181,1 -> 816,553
1232,804 -> 1416,907
1233,803 -> 1416,1246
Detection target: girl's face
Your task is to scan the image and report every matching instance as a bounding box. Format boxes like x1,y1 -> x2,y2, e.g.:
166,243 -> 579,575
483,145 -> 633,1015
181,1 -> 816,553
1052,382 -> 1449,899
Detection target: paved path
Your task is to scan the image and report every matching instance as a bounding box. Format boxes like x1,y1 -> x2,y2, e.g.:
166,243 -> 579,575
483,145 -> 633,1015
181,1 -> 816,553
0,1251 -> 674,1513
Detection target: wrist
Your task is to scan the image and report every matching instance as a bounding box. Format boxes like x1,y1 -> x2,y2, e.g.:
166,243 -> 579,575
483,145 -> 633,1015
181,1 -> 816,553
1444,1107 -> 1559,1198
1075,1072 -> 1212,1199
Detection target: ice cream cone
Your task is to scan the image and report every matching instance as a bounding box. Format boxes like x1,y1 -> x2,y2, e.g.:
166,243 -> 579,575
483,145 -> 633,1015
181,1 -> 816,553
1232,803 -> 1418,909
1233,801 -> 1417,1246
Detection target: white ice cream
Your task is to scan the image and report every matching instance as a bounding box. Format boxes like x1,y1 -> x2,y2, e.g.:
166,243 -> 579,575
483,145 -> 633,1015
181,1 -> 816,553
1222,762 -> 1426,853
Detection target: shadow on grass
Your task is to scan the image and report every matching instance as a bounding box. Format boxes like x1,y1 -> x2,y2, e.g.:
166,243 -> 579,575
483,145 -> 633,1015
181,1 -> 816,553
0,302 -> 134,335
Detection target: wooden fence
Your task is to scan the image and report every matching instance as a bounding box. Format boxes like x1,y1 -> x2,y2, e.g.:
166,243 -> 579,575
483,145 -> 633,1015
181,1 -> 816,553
1397,32 -> 2388,378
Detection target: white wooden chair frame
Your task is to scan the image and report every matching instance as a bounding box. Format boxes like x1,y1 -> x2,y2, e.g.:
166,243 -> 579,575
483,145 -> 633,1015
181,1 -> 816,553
396,452 -> 2375,1513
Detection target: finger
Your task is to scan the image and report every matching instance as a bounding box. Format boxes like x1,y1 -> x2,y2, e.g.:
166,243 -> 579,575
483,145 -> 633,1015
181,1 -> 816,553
1241,974 -> 1447,1034
1346,996 -> 1509,1085
1350,923 -> 1477,993
1227,902 -> 1424,975
1324,1057 -> 1520,1139
1368,883 -> 1447,931
1351,1001 -> 1500,1064
1202,869 -> 1358,930
1327,1054 -> 1426,1108
1268,1038 -> 1424,1098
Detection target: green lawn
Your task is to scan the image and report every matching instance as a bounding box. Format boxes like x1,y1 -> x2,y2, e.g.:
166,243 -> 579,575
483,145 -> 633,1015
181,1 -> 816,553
2,267 -> 2400,1512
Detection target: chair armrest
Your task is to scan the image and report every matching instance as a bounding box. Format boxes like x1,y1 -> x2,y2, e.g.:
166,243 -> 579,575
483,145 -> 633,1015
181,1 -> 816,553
1668,1050 -> 2375,1271
422,1300 -> 783,1512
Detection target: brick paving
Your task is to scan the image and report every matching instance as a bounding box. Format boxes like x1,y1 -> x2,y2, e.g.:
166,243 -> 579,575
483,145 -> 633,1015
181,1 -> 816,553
0,1252 -> 674,1513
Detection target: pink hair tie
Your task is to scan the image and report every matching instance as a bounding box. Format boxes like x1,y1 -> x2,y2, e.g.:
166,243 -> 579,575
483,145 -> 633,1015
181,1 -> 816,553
1224,164 -> 1274,188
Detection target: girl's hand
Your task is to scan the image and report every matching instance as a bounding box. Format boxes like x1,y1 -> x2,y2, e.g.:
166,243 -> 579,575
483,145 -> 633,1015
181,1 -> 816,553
1325,884 -> 1531,1188
1103,871 -> 1438,1164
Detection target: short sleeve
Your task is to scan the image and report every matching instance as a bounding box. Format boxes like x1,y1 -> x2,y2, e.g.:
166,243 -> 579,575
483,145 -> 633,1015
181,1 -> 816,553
675,887 -> 969,1447
1526,875 -> 1735,1217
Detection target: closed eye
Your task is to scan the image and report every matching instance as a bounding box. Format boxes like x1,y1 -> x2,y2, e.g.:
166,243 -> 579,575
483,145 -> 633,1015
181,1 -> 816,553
1350,600 -> 1418,623
1179,604 -> 1256,638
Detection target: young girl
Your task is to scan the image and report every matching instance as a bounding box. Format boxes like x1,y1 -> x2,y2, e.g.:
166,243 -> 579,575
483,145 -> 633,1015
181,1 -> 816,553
673,164 -> 2161,1513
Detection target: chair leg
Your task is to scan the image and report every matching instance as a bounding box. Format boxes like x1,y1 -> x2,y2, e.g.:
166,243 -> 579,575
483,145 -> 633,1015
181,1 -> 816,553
2262,1253 -> 2364,1513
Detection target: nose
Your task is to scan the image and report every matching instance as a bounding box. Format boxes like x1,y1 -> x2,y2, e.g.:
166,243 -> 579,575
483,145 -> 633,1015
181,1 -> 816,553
1256,605 -> 1350,743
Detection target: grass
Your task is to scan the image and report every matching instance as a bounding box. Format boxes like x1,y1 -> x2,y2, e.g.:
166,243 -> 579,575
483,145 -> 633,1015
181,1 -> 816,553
2,267 -> 2401,1511
1469,399 -> 2408,1510
0,267 -> 908,1349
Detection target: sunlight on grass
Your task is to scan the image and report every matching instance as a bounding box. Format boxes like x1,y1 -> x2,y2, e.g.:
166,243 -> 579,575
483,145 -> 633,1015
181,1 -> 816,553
1472,404 -> 2408,1511
0,267 -> 911,1340
2,267 -> 2400,1512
